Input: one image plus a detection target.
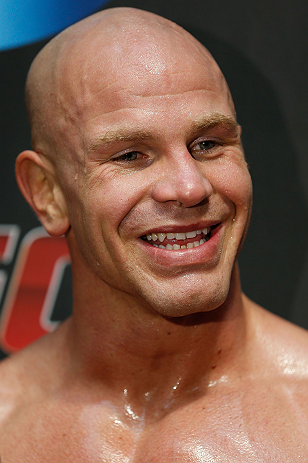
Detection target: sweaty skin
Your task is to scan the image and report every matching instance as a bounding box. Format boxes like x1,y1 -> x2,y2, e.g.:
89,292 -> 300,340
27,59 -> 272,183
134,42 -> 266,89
1,7 -> 308,462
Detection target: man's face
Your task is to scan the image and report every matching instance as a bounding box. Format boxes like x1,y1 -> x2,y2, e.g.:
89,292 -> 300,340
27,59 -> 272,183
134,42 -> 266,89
56,36 -> 252,317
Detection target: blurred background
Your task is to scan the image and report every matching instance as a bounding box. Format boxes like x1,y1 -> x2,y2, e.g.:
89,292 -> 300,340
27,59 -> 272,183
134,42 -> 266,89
1,0 -> 308,358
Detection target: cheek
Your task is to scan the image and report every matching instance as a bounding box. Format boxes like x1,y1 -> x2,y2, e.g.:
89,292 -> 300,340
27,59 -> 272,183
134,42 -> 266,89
209,158 -> 252,207
83,173 -> 149,234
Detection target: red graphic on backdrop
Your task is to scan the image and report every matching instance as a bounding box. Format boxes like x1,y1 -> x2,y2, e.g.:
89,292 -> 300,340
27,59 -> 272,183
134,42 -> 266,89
0,227 -> 70,353
0,225 -> 20,306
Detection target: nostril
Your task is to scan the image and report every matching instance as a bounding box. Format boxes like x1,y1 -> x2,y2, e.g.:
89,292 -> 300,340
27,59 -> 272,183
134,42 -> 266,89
151,175 -> 213,207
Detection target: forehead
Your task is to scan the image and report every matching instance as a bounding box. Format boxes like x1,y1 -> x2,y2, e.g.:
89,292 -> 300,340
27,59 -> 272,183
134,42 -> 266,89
54,27 -> 233,152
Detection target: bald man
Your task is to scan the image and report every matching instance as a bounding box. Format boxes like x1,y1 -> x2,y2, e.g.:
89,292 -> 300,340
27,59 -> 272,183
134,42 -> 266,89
0,7 -> 308,461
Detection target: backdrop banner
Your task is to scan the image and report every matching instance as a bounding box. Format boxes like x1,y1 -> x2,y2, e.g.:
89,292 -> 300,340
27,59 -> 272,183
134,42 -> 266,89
0,0 -> 110,50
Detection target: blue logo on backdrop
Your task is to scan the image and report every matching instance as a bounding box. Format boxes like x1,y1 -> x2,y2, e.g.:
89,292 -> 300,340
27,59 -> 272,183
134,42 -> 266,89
0,0 -> 110,50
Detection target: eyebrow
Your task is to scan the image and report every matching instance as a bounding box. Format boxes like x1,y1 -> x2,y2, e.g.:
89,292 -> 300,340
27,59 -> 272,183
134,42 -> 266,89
190,113 -> 238,134
89,130 -> 153,151
89,113 -> 238,152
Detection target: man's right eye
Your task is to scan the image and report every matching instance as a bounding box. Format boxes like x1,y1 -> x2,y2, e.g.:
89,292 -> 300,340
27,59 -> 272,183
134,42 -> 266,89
113,151 -> 139,162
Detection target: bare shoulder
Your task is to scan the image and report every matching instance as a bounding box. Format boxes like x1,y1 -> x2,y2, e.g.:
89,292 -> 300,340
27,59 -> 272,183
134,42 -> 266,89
245,294 -> 308,379
0,320 -> 71,426
0,351 -> 26,425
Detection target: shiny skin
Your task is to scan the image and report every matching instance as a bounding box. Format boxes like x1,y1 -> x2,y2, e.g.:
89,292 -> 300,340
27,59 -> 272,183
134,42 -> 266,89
1,298 -> 308,462
47,27 -> 252,318
3,7 -> 308,462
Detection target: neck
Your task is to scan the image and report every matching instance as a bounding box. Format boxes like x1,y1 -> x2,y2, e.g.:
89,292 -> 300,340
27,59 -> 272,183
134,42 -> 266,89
64,263 -> 249,419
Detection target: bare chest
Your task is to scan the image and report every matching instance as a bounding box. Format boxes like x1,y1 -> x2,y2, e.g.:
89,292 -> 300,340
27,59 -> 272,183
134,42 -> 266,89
1,388 -> 308,462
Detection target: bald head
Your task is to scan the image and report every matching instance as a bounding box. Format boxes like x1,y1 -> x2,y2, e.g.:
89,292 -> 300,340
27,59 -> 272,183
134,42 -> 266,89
25,7 -> 234,163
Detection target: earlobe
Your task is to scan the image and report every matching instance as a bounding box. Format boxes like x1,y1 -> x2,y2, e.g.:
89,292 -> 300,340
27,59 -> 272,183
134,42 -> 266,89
15,150 -> 70,237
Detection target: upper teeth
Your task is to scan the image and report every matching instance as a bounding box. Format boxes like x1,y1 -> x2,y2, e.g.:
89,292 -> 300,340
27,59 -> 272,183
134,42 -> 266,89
146,228 -> 210,243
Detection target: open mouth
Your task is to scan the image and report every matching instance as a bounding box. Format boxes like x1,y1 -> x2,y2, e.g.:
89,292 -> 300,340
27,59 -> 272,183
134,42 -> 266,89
141,226 -> 217,250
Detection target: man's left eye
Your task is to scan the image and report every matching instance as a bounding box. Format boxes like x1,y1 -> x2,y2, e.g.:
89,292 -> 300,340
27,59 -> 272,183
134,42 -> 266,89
194,140 -> 216,150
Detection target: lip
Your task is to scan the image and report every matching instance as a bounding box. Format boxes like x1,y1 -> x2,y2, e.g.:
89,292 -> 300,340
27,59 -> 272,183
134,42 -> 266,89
138,222 -> 224,269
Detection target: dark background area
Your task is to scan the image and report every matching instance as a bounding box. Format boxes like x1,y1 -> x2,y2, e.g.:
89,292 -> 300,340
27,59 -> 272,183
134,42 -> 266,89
1,0 -> 308,357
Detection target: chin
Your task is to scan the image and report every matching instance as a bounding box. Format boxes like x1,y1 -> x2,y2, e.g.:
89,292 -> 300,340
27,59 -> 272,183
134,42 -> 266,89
142,278 -> 231,319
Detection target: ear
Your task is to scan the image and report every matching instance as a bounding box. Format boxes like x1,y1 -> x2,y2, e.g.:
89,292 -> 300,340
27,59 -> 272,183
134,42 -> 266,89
15,150 -> 70,237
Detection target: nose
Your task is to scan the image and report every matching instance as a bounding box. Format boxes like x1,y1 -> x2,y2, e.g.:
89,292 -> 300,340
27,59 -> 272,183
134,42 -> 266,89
151,151 -> 213,207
